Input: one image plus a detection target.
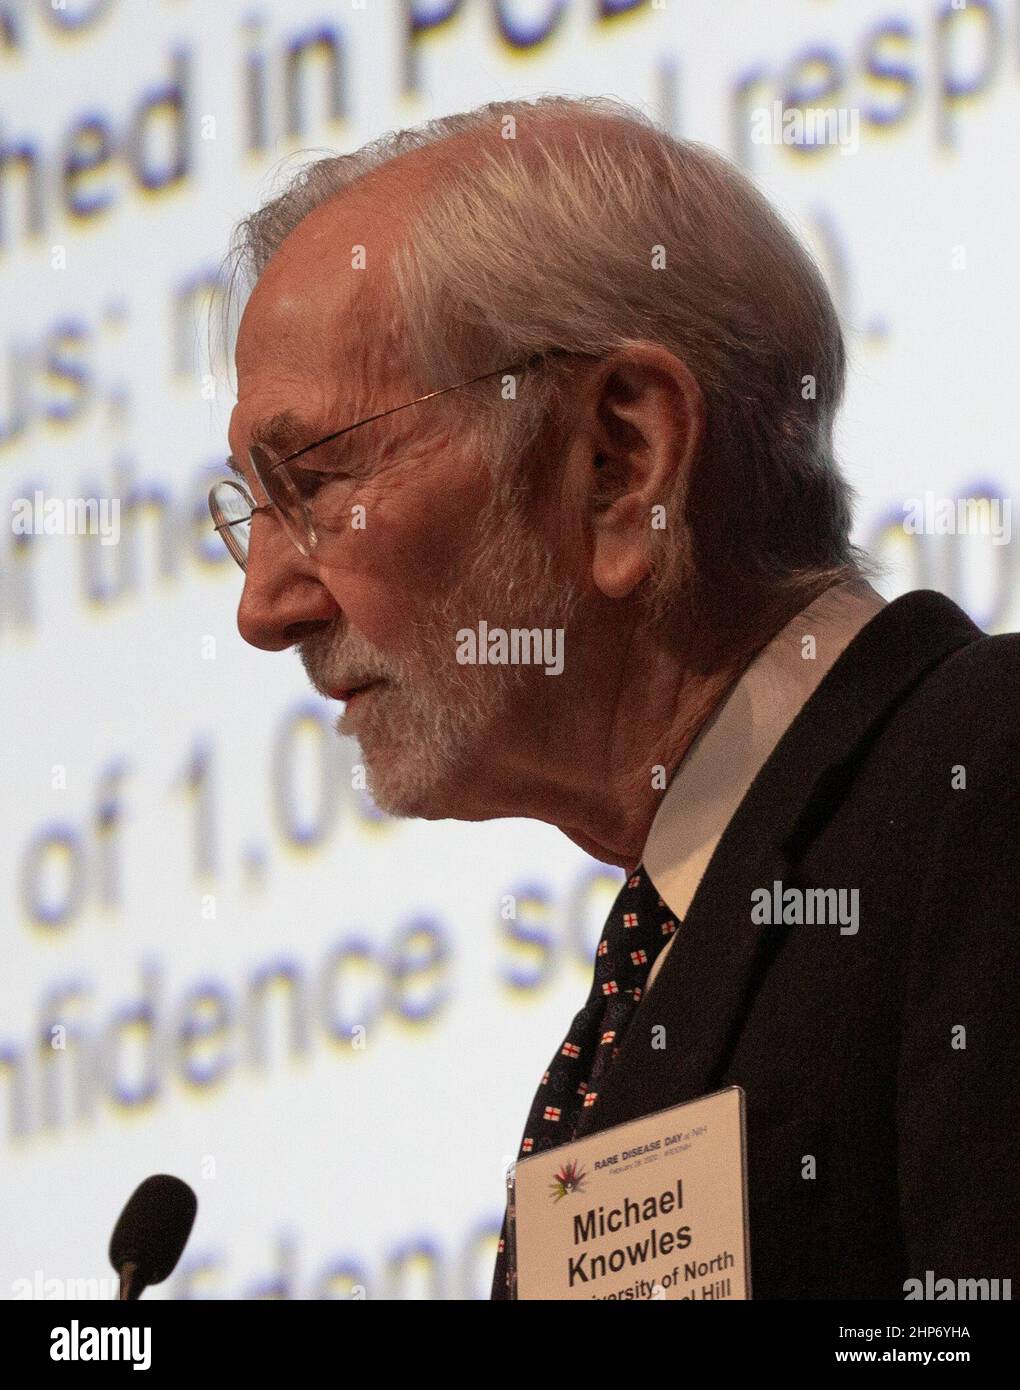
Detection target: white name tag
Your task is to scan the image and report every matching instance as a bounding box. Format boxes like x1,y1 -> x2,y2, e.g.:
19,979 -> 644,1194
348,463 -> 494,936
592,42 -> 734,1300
508,1085 -> 750,1300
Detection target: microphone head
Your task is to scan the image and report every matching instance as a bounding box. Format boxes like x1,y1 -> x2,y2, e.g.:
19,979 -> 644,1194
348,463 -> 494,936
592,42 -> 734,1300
109,1174 -> 198,1285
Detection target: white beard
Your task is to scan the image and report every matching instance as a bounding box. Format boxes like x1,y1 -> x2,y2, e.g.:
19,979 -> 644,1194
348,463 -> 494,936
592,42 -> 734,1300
300,501 -> 583,818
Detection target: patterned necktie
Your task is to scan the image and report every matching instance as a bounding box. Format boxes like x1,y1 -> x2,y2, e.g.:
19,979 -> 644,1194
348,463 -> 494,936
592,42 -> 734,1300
490,862 -> 680,1299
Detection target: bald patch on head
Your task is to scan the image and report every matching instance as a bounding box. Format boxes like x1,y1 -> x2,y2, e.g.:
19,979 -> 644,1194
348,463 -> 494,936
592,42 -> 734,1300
303,104 -> 646,242
233,104 -> 652,413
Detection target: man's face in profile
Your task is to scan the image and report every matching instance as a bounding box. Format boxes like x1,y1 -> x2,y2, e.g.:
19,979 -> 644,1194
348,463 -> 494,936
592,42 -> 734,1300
228,193 -> 584,822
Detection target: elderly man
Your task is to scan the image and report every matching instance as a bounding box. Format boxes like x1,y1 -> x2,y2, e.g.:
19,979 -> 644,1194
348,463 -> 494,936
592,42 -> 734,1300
210,96 -> 1018,1300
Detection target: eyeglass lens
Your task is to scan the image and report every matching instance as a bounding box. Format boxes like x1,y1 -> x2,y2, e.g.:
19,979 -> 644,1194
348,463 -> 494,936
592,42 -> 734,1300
210,480 -> 253,569
250,444 -> 315,558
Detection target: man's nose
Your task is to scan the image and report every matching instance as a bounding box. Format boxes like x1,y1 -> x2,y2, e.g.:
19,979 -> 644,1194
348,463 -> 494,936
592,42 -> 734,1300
236,521 -> 337,650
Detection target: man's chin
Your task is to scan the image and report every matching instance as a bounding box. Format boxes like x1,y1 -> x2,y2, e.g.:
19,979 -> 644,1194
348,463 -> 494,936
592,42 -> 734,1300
334,708 -> 468,819
355,748 -> 464,821
347,712 -> 515,821
333,669 -> 519,818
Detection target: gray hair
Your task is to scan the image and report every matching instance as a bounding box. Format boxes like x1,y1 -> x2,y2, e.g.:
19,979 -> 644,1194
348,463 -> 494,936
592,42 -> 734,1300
224,94 -> 866,643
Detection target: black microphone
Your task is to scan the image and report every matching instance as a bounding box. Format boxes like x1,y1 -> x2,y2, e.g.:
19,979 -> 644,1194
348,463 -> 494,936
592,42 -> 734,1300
108,1174 -> 198,1300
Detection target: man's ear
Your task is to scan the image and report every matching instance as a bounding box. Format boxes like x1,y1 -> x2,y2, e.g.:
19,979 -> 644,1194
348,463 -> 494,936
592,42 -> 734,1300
586,345 -> 705,600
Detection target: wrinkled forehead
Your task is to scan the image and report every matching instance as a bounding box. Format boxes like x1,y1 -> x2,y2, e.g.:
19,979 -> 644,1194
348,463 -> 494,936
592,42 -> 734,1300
230,280 -> 330,455
235,178 -> 408,369
239,205 -> 411,406
235,266 -> 343,388
233,292 -> 358,456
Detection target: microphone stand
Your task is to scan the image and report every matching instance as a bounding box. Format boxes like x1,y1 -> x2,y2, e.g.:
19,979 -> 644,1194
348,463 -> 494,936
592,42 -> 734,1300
118,1262 -> 146,1301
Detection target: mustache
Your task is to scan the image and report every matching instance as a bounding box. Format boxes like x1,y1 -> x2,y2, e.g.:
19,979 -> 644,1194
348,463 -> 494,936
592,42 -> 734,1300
299,624 -> 406,691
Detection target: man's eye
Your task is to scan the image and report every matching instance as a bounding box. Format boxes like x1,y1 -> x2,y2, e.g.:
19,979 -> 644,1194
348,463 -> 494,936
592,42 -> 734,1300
288,463 -> 351,500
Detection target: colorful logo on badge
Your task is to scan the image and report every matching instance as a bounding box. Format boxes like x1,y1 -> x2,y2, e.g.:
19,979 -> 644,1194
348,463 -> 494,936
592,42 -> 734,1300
549,1159 -> 587,1201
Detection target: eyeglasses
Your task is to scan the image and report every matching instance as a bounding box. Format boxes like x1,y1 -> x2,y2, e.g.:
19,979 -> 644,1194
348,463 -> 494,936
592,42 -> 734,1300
208,349 -> 589,571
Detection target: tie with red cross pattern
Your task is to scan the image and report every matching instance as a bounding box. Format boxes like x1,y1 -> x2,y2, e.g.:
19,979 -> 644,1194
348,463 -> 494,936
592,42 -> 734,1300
490,861 -> 680,1299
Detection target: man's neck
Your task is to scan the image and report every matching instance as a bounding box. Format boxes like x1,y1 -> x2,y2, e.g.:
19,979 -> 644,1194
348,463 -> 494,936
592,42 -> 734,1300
553,579 -> 842,870
555,656 -> 748,871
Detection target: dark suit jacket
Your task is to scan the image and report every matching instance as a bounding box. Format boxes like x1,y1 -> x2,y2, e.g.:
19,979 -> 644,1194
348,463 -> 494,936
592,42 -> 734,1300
590,589 -> 1019,1299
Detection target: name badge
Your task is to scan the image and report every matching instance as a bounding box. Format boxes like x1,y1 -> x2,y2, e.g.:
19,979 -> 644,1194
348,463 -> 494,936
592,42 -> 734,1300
508,1085 -> 750,1300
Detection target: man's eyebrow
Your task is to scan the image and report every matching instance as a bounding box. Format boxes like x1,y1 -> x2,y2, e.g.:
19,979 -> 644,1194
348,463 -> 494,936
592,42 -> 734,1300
248,409 -> 320,456
225,410 -> 321,480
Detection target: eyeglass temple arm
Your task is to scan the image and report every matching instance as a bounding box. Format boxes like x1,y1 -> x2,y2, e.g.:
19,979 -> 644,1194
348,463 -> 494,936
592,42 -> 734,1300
270,348 -> 591,472
213,503 -> 273,533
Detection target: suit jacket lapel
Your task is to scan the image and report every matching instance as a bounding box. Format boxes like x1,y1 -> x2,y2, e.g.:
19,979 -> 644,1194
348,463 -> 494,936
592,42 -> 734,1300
590,589 -> 980,1135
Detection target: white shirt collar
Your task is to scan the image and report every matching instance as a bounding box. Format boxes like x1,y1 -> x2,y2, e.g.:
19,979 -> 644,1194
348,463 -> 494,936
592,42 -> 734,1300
642,579 -> 887,934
